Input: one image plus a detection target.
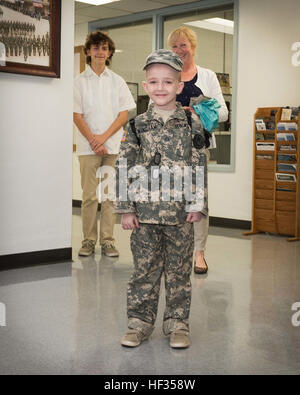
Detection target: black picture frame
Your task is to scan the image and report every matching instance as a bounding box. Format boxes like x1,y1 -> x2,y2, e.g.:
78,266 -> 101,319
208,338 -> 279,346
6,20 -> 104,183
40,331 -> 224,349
0,0 -> 61,78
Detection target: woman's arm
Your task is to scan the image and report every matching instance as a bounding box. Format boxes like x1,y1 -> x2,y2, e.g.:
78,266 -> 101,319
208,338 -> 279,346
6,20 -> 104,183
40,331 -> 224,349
196,66 -> 229,123
209,72 -> 229,123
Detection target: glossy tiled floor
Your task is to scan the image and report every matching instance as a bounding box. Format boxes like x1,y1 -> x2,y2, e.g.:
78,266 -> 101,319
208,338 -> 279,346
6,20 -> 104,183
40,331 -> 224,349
0,208 -> 300,375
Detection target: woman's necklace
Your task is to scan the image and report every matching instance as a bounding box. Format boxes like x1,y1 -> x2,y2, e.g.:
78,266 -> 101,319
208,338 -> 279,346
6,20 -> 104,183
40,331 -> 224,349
181,64 -> 197,82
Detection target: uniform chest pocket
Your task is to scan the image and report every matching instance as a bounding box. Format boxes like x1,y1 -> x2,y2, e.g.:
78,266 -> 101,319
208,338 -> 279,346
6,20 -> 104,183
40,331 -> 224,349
172,128 -> 192,162
138,130 -> 157,164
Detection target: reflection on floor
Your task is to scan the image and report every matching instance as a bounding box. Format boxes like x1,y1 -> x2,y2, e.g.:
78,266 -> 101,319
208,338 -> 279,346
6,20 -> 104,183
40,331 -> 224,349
0,208 -> 299,375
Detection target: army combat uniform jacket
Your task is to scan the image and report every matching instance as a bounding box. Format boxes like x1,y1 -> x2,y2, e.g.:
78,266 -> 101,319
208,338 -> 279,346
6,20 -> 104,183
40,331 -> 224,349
115,102 -> 208,225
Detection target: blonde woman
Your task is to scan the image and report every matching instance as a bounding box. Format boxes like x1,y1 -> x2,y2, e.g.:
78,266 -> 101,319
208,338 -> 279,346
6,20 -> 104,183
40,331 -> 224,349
168,26 -> 228,274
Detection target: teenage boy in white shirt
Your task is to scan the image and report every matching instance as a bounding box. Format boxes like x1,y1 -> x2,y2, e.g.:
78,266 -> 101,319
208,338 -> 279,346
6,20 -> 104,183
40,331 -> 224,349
73,31 -> 136,257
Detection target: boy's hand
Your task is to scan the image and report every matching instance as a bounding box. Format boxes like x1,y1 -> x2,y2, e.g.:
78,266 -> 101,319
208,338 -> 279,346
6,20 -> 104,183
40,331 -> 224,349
90,134 -> 107,151
94,145 -> 108,155
121,213 -> 139,230
88,134 -> 108,155
186,212 -> 203,223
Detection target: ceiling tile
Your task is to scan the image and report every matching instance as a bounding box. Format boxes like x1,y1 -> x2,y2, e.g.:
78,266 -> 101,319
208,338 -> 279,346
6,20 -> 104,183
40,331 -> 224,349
156,0 -> 197,5
75,0 -> 203,24
76,6 -> 130,20
75,2 -> 92,10
102,0 -> 169,13
75,14 -> 96,24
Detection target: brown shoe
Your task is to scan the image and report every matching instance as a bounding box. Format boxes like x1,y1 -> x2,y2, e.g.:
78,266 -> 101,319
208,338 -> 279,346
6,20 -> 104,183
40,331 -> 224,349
194,258 -> 208,274
170,330 -> 190,349
78,240 -> 95,257
102,242 -> 119,257
121,329 -> 149,348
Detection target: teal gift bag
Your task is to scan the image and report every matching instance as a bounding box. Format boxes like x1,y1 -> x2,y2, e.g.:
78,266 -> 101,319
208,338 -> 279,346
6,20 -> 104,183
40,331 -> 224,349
192,98 -> 221,133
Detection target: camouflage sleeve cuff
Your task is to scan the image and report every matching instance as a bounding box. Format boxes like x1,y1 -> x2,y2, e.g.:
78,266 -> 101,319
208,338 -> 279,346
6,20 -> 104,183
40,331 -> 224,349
114,209 -> 136,214
114,202 -> 136,214
185,203 -> 208,217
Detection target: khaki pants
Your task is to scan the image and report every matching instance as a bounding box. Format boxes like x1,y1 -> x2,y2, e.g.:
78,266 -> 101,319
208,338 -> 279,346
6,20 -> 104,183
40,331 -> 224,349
194,215 -> 209,251
194,148 -> 210,252
79,154 -> 117,245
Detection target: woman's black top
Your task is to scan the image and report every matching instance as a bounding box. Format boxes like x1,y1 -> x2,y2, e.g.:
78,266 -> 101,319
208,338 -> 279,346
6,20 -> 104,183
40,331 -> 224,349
176,73 -> 203,107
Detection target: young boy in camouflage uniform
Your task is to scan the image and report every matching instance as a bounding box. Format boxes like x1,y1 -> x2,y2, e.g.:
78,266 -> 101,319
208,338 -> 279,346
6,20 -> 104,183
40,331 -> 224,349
115,50 -> 208,349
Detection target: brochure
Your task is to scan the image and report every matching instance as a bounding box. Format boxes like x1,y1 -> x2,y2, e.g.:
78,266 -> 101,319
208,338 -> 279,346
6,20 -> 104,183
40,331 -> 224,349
277,154 -> 297,162
277,133 -> 295,141
277,163 -> 297,172
256,142 -> 275,151
276,173 -> 296,182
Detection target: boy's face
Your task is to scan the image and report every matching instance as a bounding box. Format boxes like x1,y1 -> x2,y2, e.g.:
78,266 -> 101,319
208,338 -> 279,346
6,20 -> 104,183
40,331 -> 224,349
143,64 -> 184,111
87,42 -> 111,68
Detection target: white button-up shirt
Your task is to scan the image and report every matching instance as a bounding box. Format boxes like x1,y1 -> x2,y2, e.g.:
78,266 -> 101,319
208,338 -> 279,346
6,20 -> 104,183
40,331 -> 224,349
73,65 -> 136,155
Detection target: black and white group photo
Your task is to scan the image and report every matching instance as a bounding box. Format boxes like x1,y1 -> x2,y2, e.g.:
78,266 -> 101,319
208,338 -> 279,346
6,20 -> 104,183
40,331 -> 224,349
0,0 -> 50,66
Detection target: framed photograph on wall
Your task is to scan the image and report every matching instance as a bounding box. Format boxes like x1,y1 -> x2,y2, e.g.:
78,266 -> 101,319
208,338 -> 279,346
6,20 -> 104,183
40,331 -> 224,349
0,0 -> 61,78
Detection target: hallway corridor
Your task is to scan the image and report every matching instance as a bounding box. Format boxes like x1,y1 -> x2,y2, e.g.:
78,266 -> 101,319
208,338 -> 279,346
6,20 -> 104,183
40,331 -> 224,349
0,208 -> 299,375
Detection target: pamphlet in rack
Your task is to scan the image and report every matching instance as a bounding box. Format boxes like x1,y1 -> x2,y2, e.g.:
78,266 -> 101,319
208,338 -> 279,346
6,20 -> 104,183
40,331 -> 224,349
276,173 -> 296,182
277,132 -> 296,141
281,107 -> 292,121
256,142 -> 275,151
277,163 -> 297,172
277,122 -> 298,131
277,154 -> 296,161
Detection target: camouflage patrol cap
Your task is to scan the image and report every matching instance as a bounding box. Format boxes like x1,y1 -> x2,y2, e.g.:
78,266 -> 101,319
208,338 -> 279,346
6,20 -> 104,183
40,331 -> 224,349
143,49 -> 183,72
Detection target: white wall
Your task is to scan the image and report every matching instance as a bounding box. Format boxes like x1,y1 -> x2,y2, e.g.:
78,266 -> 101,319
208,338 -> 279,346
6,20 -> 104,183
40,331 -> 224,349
75,22 -> 88,47
209,0 -> 300,220
0,0 -> 75,256
73,24 -> 87,202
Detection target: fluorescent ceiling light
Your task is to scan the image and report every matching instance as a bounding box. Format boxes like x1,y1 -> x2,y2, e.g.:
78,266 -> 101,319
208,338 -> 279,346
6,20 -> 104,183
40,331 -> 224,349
76,0 -> 121,6
185,18 -> 234,35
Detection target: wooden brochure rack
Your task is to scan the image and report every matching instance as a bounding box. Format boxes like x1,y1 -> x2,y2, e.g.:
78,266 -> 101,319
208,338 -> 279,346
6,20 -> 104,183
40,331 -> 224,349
245,107 -> 300,241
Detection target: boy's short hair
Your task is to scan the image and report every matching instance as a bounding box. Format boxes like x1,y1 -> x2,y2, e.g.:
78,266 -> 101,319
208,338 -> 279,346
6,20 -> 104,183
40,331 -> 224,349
84,30 -> 115,66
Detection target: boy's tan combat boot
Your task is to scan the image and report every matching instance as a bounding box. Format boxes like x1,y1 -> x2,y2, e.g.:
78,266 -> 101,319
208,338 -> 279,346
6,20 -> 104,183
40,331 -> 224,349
169,330 -> 190,349
121,329 -> 149,347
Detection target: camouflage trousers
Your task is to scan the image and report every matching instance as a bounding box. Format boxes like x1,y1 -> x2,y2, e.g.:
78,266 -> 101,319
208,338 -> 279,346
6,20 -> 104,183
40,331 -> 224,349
127,222 -> 194,336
